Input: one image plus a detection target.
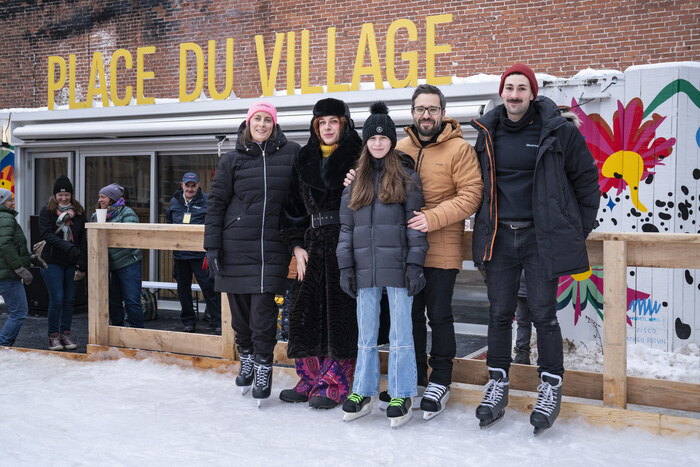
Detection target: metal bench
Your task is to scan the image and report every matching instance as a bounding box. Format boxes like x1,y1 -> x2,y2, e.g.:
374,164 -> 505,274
142,281 -> 203,319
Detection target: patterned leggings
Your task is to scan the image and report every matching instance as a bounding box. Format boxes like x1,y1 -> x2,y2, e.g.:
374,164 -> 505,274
293,357 -> 355,403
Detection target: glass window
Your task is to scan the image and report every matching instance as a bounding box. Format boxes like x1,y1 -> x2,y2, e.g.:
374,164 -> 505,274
33,157 -> 69,214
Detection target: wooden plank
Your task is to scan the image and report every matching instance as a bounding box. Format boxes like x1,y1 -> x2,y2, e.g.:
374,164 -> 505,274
11,347 -> 89,361
107,229 -> 204,251
88,228 -> 110,346
628,376 -> 700,413
626,242 -> 700,268
107,327 -> 222,358
220,293 -> 235,360
603,240 -> 628,408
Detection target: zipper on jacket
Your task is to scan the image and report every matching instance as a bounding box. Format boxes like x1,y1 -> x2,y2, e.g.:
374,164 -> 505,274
260,142 -> 268,293
416,147 -> 425,175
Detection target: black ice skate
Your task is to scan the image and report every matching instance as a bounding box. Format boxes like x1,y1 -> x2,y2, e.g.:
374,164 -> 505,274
420,382 -> 450,420
252,354 -> 273,407
342,393 -> 373,421
387,397 -> 413,429
378,384 -> 425,411
476,367 -> 509,428
513,346 -> 531,365
530,372 -> 563,435
235,347 -> 254,396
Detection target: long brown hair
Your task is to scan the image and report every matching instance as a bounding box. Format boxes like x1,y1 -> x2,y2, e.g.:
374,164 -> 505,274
47,195 -> 84,215
348,146 -> 410,210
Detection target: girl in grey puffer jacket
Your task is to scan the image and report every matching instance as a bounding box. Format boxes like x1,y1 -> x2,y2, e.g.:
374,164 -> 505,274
336,102 -> 428,428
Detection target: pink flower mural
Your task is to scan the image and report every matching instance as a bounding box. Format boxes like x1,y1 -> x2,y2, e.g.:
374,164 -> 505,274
572,97 -> 676,212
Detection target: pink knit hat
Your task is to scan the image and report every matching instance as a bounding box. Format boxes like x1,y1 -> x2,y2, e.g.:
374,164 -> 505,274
246,101 -> 278,126
499,63 -> 538,98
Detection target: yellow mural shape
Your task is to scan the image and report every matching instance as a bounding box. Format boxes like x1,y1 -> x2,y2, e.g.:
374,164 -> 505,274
571,266 -> 592,281
601,150 -> 647,212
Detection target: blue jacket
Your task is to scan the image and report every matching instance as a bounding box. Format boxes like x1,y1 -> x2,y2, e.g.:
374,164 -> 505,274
166,187 -> 208,260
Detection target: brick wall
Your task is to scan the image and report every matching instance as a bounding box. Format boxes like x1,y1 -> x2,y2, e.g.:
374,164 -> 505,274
1,0 -> 698,109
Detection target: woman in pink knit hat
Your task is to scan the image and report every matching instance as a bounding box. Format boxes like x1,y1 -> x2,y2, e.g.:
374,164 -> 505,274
204,101 -> 300,406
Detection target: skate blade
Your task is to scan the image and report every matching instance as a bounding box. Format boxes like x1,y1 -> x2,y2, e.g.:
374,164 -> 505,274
478,409 -> 505,429
533,425 -> 550,436
256,399 -> 263,408
378,400 -> 389,411
240,385 -> 252,396
422,407 -> 445,421
390,409 -> 413,429
342,406 -> 373,422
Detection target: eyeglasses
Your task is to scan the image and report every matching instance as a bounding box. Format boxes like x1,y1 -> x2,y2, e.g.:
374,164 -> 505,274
412,106 -> 442,116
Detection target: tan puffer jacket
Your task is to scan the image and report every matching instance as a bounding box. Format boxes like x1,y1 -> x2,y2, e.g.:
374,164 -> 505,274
396,118 -> 483,269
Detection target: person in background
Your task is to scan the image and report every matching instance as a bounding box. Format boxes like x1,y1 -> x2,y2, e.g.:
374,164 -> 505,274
337,102 -> 428,429
39,175 -> 87,351
91,183 -> 144,328
166,172 -> 221,333
0,188 -> 47,346
204,101 -> 300,406
279,98 -> 362,410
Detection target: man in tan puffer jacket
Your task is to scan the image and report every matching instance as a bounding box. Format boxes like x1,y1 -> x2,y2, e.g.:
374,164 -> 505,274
395,84 -> 483,419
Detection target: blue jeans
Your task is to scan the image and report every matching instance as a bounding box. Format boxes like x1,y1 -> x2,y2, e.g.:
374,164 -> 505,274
484,225 -> 563,376
175,258 -> 221,327
109,262 -> 144,328
353,287 -> 417,398
0,278 -> 29,346
41,263 -> 76,335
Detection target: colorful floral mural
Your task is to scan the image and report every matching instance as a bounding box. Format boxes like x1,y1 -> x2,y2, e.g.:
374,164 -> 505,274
0,145 -> 14,193
572,97 -> 676,213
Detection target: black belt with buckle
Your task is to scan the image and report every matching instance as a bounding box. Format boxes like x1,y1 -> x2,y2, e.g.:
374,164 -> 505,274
498,220 -> 534,230
311,210 -> 340,228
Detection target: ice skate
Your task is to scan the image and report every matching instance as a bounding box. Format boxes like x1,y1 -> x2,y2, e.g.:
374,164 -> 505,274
387,397 -> 412,429
476,367 -> 509,429
420,382 -> 450,420
379,385 -> 425,411
342,393 -> 373,421
252,355 -> 273,407
235,347 -> 254,396
530,372 -> 562,435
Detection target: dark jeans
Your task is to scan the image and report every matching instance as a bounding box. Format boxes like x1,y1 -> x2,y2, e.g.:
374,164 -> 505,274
175,258 -> 221,327
485,225 -> 563,376
228,292 -> 278,357
412,267 -> 459,387
109,261 -> 144,328
41,263 -> 76,335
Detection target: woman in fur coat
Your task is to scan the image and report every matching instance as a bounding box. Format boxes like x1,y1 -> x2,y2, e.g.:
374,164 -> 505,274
279,98 -> 362,409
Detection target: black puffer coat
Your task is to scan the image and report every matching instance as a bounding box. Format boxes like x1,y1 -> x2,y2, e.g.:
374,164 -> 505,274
204,122 -> 299,294
470,96 -> 601,279
337,157 -> 428,288
38,205 -> 88,271
280,112 -> 363,360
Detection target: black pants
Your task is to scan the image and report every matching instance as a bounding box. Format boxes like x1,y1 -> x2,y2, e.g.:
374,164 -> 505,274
411,267 -> 459,386
228,292 -> 278,358
175,258 -> 221,327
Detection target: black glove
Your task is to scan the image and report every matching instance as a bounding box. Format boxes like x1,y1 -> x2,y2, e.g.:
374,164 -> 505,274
405,264 -> 426,297
339,267 -> 356,298
68,246 -> 80,261
583,229 -> 591,240
206,249 -> 220,278
30,253 -> 48,270
14,266 -> 33,285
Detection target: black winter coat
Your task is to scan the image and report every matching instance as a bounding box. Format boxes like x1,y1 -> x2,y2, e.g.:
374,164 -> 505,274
38,205 -> 88,271
166,187 -> 208,261
470,96 -> 601,279
204,123 -> 299,294
280,118 -> 362,360
337,157 -> 428,289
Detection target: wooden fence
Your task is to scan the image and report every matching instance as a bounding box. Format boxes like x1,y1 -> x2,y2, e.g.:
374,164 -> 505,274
86,223 -> 700,414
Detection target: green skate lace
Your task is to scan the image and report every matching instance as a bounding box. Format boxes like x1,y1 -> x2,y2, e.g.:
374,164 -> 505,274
348,393 -> 364,403
388,398 -> 406,407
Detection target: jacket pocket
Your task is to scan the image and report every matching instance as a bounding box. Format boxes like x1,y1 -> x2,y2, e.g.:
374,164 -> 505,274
224,214 -> 243,230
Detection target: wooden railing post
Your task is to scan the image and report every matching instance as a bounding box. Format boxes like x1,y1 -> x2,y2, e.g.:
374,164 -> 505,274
603,239 -> 628,408
88,226 -> 110,346
221,293 -> 236,360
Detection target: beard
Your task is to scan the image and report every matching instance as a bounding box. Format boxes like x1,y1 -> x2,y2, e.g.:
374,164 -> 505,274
415,117 -> 441,138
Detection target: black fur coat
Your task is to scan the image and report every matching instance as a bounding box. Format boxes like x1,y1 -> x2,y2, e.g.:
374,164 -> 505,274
280,123 -> 362,360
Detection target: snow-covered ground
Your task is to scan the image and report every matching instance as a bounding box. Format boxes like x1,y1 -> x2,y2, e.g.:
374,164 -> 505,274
1,350 -> 698,466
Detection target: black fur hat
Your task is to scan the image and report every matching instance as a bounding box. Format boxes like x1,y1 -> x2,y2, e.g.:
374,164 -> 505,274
362,101 -> 396,147
312,98 -> 348,118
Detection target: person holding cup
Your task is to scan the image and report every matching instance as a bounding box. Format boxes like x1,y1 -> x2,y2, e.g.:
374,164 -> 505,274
38,175 -> 87,350
90,183 -> 144,328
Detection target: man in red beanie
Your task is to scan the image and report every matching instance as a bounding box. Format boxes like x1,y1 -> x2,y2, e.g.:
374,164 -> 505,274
470,64 -> 600,434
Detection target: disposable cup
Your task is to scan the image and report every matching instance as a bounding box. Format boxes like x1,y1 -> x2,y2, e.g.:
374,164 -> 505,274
96,209 -> 108,223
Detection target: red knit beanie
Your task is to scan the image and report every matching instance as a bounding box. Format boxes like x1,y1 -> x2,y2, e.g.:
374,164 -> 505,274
499,63 -> 538,98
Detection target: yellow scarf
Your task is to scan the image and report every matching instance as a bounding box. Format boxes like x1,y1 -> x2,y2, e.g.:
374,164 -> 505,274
320,144 -> 338,158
